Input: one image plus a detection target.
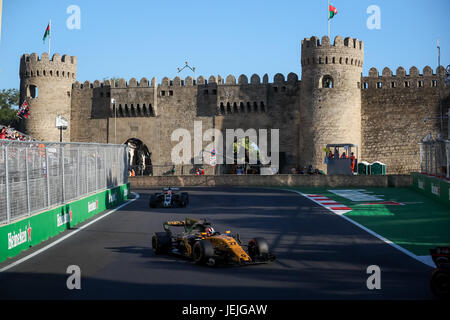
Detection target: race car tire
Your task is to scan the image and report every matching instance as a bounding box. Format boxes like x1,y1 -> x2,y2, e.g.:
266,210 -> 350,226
152,232 -> 171,254
149,194 -> 158,208
181,193 -> 189,207
431,265 -> 450,298
248,237 -> 270,261
435,256 -> 449,268
193,240 -> 214,265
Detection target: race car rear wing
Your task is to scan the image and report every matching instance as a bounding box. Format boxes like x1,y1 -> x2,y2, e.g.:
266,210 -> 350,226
163,218 -> 200,233
163,187 -> 180,191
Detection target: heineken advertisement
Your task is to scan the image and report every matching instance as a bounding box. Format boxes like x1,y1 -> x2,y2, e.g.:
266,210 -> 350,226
411,172 -> 450,206
0,183 -> 130,263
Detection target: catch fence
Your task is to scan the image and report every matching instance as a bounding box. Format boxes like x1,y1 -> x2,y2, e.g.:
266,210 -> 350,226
0,140 -> 128,224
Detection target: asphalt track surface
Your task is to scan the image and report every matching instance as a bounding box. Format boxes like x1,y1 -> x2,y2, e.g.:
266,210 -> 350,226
0,187 -> 435,300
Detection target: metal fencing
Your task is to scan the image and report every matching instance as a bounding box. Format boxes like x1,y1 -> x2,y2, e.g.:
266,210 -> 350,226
0,141 -> 128,225
419,140 -> 450,178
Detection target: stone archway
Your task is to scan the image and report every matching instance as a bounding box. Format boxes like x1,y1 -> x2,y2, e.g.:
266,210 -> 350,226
125,138 -> 152,175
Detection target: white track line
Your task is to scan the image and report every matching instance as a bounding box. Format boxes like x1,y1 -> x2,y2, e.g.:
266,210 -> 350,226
0,192 -> 140,273
285,189 -> 436,268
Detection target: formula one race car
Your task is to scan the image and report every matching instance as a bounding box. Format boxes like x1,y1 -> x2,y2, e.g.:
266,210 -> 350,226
151,217 -> 275,266
430,246 -> 450,298
149,187 -> 189,208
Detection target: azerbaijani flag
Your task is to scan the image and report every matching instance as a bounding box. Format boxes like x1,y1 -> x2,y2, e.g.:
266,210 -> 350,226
329,4 -> 338,19
42,22 -> 50,43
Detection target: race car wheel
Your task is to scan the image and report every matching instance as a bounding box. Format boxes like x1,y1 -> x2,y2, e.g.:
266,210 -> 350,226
248,237 -> 269,261
431,266 -> 450,298
193,240 -> 214,265
152,232 -> 171,254
181,193 -> 189,207
435,256 -> 449,268
149,194 -> 158,208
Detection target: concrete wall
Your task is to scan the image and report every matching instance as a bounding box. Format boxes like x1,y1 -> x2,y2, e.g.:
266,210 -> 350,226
130,174 -> 412,188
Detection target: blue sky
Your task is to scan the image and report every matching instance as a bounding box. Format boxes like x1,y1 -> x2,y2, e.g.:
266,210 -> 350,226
0,0 -> 449,93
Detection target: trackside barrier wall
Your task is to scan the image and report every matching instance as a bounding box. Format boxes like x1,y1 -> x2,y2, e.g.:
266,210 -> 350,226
411,172 -> 450,206
0,183 -> 130,263
129,174 -> 413,188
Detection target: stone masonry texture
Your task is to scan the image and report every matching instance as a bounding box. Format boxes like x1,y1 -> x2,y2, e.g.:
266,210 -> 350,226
18,35 -> 450,174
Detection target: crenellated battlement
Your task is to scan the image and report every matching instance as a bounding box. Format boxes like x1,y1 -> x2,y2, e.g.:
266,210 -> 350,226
364,66 -> 445,78
302,35 -> 364,51
71,72 -> 300,90
361,65 -> 446,89
20,52 -> 77,79
301,35 -> 364,69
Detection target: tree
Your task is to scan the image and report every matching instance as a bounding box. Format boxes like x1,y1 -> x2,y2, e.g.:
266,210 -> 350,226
0,89 -> 20,126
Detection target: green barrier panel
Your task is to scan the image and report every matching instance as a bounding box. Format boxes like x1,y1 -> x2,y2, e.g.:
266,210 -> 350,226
0,183 -> 130,263
411,172 -> 450,207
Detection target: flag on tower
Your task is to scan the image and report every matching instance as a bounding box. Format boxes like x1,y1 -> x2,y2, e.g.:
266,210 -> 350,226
17,101 -> 30,119
329,4 -> 338,19
42,22 -> 50,43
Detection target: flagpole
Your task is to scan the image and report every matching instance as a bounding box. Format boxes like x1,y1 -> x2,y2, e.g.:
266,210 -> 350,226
49,20 -> 51,56
328,0 -> 330,38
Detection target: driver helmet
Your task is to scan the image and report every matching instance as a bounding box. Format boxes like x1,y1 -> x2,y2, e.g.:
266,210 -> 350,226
205,227 -> 215,237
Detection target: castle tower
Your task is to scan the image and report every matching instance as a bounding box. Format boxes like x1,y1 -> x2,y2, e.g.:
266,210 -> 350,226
19,53 -> 77,142
299,35 -> 364,171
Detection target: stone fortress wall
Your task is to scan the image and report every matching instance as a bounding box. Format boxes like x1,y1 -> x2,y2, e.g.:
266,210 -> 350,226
18,35 -> 449,174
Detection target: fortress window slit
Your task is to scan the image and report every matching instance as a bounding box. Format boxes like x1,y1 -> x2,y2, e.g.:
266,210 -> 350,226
321,75 -> 334,89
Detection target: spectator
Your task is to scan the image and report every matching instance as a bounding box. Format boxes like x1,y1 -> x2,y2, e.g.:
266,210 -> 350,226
340,152 -> 348,159
350,152 -> 356,172
334,148 -> 339,159
307,165 -> 314,174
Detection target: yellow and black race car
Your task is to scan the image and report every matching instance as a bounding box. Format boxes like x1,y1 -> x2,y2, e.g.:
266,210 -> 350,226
151,218 -> 275,266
